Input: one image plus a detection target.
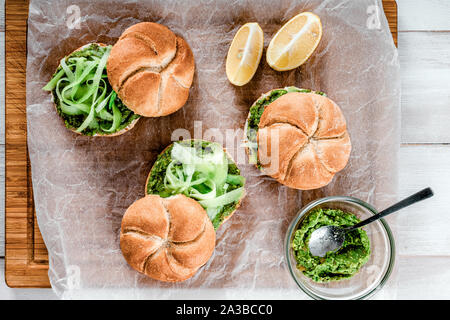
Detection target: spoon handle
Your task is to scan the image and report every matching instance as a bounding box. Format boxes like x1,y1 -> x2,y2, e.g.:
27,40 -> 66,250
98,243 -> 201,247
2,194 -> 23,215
346,187 -> 434,232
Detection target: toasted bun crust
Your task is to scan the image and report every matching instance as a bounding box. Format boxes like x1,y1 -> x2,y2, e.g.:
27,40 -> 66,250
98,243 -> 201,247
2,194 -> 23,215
52,43 -> 140,137
107,22 -> 195,117
145,140 -> 245,227
256,92 -> 351,190
120,194 -> 215,282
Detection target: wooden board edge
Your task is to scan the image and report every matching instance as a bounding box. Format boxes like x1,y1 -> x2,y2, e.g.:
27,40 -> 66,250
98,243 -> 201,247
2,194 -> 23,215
4,0 -> 51,289
382,0 -> 398,47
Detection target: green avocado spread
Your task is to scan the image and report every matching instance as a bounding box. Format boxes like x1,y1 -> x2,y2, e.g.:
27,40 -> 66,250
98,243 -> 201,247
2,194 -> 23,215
146,140 -> 244,229
246,87 -> 326,166
292,208 -> 371,283
46,44 -> 140,136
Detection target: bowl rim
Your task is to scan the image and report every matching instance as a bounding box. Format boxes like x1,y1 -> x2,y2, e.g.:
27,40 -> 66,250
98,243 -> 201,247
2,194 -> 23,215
285,195 -> 396,300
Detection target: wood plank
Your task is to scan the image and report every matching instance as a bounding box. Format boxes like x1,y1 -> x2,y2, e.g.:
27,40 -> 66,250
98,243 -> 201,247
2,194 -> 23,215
0,259 -> 56,299
4,0 -> 398,288
399,32 -> 450,143
382,0 -> 398,47
398,145 -> 450,256
4,0 -> 50,288
0,146 -> 4,257
0,32 -> 4,144
398,0 -> 450,31
396,256 -> 450,299
0,10 -> 3,256
1,3 -> 3,259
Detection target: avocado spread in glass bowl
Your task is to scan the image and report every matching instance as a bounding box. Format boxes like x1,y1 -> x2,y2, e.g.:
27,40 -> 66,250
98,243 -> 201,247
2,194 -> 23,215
285,196 -> 395,300
292,208 -> 371,283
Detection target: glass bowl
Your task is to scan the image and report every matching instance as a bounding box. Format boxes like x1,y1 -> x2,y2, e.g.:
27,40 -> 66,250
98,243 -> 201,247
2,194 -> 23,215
285,196 -> 395,300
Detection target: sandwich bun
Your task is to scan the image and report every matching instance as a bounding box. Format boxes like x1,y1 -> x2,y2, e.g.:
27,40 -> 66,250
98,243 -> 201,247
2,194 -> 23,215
107,22 -> 195,117
246,89 -> 351,190
120,194 -> 215,282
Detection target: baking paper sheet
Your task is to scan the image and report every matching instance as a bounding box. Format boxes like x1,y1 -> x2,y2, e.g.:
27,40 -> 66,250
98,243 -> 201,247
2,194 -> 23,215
26,0 -> 400,299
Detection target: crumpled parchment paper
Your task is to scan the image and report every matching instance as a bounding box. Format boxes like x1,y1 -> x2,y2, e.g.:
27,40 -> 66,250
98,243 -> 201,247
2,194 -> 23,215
26,0 -> 400,299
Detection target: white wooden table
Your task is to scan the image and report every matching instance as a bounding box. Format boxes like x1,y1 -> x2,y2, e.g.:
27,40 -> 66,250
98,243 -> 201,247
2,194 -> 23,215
1,0 -> 449,299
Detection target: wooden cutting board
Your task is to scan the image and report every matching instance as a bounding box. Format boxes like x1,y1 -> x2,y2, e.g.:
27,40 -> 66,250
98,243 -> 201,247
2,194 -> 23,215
4,0 -> 398,288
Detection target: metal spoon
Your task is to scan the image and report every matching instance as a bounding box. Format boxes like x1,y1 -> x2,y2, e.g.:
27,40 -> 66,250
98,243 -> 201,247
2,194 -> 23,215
308,188 -> 434,257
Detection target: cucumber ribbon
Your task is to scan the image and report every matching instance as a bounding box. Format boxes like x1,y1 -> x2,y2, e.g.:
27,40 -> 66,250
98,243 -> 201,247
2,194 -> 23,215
43,45 -> 123,134
164,143 -> 245,220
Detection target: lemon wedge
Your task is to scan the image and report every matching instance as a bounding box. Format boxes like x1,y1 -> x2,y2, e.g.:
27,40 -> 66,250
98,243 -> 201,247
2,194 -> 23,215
267,12 -> 322,71
226,22 -> 264,86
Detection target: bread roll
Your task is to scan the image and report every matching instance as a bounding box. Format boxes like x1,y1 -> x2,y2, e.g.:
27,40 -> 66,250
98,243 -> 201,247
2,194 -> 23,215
257,92 -> 351,190
120,194 -> 215,282
107,22 -> 195,117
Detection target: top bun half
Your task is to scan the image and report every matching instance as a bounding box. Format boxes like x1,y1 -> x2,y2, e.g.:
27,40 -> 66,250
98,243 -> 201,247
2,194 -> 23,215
107,22 -> 195,117
256,91 -> 351,190
120,194 -> 216,282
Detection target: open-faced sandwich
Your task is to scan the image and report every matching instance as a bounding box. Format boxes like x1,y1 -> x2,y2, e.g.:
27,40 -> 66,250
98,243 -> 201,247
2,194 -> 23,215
43,22 -> 195,136
244,86 -> 351,190
146,140 -> 246,229
43,43 -> 140,136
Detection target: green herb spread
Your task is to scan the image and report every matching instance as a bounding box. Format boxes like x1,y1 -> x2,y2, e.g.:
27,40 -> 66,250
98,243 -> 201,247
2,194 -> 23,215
146,140 -> 245,229
44,44 -> 140,136
292,208 -> 371,282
